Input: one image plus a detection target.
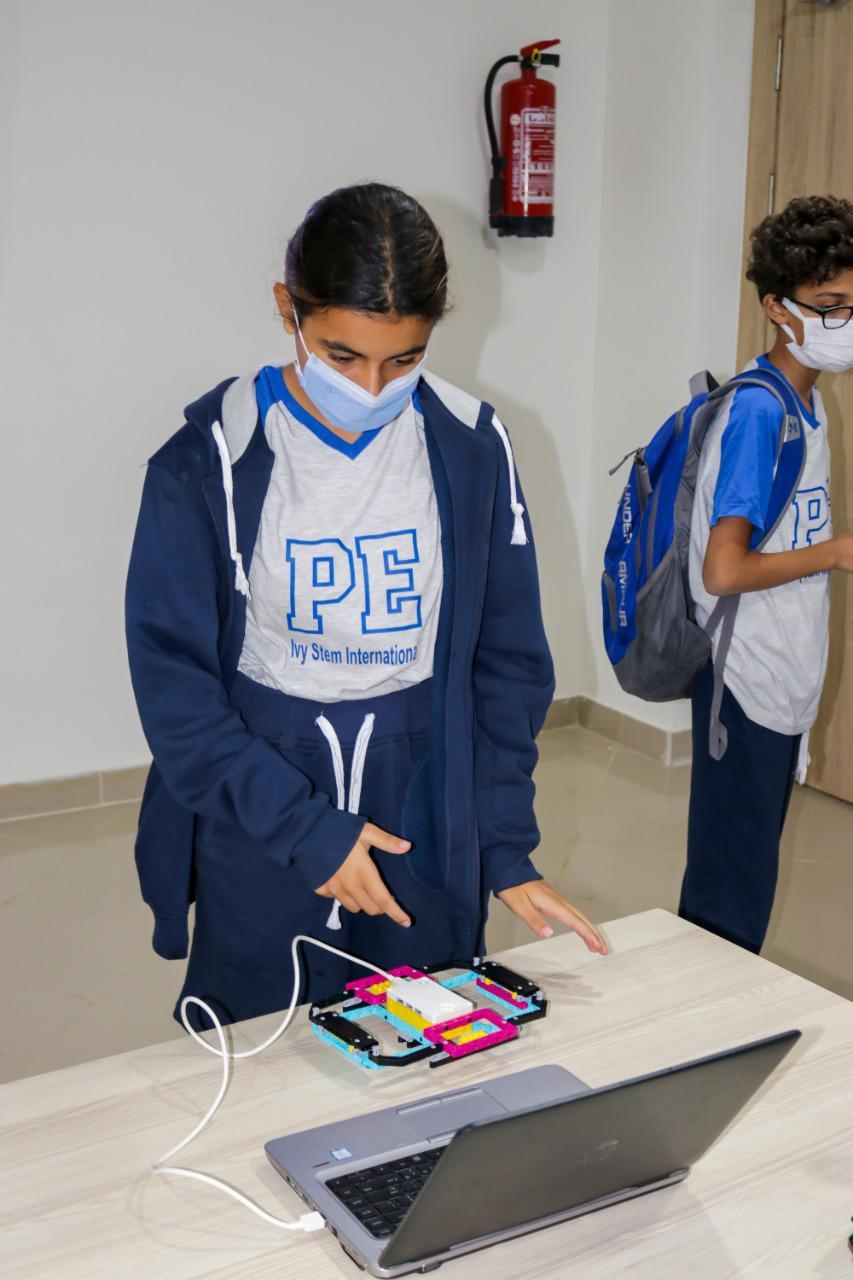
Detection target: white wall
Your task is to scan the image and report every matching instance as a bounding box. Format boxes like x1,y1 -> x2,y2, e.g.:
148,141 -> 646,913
580,0 -> 756,730
1,0 -> 608,784
1,1 -> 757,784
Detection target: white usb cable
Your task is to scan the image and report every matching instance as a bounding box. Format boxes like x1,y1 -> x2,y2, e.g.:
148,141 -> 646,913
151,934 -> 395,1232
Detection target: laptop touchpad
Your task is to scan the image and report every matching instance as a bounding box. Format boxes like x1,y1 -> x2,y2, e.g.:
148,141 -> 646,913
398,1089 -> 508,1141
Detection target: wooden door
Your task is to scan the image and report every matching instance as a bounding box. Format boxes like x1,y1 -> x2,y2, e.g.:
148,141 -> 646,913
738,0 -> 853,802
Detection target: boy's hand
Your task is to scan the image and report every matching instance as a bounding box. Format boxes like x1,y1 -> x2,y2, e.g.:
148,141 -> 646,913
497,880 -> 609,954
829,531 -> 853,573
315,823 -> 412,926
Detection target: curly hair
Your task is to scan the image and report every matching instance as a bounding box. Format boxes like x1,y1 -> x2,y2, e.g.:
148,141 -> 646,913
746,195 -> 853,300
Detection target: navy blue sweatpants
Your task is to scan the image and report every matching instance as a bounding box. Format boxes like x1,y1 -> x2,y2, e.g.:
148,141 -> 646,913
679,662 -> 800,954
178,675 -> 459,1031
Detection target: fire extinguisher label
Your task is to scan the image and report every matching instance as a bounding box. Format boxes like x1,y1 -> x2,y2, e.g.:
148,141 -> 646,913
510,106 -> 555,207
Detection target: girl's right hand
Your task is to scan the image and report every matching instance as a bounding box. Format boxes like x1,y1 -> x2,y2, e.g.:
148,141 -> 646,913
315,823 -> 412,927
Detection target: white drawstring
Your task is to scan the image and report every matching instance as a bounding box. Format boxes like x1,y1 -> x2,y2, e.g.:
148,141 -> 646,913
490,413 -> 529,546
795,730 -> 811,785
349,713 -> 374,812
315,713 -> 375,929
211,420 -> 251,597
315,715 -> 347,810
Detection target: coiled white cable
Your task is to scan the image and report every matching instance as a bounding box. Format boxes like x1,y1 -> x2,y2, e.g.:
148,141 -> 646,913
151,934 -> 395,1232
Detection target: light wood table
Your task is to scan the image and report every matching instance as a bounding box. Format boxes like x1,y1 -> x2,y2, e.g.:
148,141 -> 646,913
2,909 -> 852,1278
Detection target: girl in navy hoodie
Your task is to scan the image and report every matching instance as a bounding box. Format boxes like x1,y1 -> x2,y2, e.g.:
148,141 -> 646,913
126,183 -> 606,1029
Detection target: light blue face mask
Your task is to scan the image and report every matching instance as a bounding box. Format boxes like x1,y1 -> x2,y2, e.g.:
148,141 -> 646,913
294,320 -> 426,434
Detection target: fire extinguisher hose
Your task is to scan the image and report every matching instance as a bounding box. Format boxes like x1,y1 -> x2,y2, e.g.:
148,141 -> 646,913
484,54 -> 520,186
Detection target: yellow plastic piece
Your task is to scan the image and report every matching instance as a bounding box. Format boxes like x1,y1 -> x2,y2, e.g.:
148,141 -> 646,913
441,1022 -> 487,1045
386,998 -> 432,1031
442,1025 -> 466,1041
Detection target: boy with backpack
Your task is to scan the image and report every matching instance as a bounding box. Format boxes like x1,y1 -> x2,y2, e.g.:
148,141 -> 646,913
603,195 -> 853,953
683,194 -> 853,953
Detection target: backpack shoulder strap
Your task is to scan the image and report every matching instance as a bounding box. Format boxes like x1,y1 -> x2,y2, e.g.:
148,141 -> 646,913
700,366 -> 807,760
709,368 -> 807,550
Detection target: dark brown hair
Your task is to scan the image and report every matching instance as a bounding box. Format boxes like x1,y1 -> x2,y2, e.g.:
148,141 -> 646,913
285,183 -> 449,322
746,194 -> 853,300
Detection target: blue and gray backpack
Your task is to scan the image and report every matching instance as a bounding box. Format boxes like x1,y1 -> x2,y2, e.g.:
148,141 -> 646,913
601,366 -> 806,758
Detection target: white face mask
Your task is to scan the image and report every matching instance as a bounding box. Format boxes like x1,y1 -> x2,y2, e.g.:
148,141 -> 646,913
781,298 -> 853,374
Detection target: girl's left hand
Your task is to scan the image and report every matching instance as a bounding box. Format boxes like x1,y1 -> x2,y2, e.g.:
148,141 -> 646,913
497,880 -> 609,955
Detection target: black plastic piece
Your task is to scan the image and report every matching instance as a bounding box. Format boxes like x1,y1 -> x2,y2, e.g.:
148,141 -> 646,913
419,958 -> 463,976
511,1003 -> 549,1026
311,987 -> 353,1011
371,1046 -> 436,1068
313,1010 -> 379,1053
474,959 -> 541,999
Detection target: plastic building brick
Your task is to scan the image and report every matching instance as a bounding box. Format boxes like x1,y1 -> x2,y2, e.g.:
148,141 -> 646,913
308,958 -> 547,1072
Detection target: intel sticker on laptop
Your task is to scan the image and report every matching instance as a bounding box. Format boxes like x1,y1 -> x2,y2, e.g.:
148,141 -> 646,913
331,1148 -> 353,1161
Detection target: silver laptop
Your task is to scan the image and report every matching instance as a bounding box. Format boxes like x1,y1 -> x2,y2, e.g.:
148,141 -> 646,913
266,1030 -> 798,1277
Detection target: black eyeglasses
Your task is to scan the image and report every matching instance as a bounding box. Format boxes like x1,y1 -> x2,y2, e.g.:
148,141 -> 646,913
789,297 -> 853,330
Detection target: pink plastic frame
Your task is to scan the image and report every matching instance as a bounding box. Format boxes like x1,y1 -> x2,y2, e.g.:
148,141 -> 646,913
423,1007 -> 518,1059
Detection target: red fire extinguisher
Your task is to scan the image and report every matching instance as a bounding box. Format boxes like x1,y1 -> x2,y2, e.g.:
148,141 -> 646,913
485,39 -> 561,237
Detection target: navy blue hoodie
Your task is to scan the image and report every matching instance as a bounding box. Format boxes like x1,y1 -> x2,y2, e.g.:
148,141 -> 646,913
125,369 -> 555,964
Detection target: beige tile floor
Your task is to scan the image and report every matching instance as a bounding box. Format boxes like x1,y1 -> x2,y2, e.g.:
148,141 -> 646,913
1,725 -> 851,1084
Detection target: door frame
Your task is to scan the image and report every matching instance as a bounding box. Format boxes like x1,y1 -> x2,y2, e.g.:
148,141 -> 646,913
736,0 -> 787,368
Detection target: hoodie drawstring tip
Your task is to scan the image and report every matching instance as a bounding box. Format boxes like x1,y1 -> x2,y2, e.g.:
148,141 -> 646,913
491,413 -> 530,548
234,560 -> 251,599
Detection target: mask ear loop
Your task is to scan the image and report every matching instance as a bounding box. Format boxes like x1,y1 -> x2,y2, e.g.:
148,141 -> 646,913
292,311 -> 311,366
780,297 -> 805,348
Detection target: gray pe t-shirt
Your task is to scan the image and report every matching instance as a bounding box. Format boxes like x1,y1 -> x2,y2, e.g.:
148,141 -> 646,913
237,365 -> 442,702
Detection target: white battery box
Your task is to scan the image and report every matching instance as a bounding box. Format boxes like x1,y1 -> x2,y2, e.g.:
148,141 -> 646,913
387,977 -> 473,1024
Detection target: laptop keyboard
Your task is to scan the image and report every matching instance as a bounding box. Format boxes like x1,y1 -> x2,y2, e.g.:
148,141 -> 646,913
325,1146 -> 447,1238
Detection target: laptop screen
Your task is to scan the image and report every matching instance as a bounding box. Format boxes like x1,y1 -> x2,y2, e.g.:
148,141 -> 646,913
381,1031 -> 799,1268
